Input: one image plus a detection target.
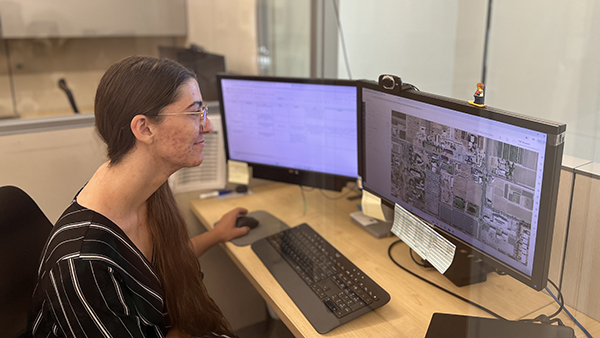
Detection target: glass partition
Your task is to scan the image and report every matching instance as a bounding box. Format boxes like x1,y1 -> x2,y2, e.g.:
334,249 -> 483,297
333,0 -> 600,164
0,0 -> 260,120
1,1 -> 599,334
336,0 -> 487,97
1,37 -> 180,119
485,0 -> 600,162
2,0 -> 599,163
0,40 -> 15,119
329,0 -> 600,330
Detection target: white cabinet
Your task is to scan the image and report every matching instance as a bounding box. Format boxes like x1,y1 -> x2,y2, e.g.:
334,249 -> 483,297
0,0 -> 186,38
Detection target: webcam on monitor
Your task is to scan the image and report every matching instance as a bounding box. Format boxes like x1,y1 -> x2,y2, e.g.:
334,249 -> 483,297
378,74 -> 403,94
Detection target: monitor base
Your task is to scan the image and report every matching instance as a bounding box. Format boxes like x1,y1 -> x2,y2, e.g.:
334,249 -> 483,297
442,238 -> 494,287
350,211 -> 392,238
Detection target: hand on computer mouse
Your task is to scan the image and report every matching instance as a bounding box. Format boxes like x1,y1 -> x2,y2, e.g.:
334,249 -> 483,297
235,215 -> 259,229
213,207 -> 250,241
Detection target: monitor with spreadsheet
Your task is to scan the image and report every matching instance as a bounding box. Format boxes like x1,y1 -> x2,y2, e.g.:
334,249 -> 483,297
217,75 -> 358,191
358,80 -> 565,290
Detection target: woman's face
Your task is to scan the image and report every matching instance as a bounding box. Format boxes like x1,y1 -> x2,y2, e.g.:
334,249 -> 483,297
152,79 -> 212,169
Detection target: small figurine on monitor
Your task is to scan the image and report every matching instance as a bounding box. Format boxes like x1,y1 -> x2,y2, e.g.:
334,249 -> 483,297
469,82 -> 486,107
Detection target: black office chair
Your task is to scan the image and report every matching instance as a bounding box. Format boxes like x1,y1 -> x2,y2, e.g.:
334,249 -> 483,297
0,186 -> 53,338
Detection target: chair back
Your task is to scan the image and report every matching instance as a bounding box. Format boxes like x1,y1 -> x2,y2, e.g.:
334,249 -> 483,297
0,186 -> 53,338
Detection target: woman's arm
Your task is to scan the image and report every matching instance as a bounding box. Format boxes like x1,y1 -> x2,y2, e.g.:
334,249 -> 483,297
190,207 -> 249,257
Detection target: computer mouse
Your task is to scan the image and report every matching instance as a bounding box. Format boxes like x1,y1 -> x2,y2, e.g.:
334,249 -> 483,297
236,216 -> 259,229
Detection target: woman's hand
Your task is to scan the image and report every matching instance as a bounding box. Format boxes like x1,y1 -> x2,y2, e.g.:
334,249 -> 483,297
212,207 -> 250,242
190,207 -> 250,257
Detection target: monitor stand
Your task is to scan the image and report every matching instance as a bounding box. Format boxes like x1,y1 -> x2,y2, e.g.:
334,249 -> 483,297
349,210 -> 393,238
442,239 -> 493,286
349,202 -> 394,239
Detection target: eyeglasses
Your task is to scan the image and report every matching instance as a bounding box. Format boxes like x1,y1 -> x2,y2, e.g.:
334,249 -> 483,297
157,105 -> 209,130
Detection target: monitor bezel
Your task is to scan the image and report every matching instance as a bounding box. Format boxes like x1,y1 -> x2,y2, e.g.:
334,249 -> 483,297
217,74 -> 359,192
357,80 -> 565,290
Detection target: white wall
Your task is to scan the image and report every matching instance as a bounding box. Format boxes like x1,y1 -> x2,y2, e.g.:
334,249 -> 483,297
478,0 -> 600,162
0,126 -> 106,223
270,0 -> 311,77
338,0 -> 600,164
336,0 -> 463,95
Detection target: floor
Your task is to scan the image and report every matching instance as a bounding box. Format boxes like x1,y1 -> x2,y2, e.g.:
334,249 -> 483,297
234,318 -> 296,338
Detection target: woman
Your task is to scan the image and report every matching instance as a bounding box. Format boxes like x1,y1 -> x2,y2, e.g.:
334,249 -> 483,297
25,56 -> 251,338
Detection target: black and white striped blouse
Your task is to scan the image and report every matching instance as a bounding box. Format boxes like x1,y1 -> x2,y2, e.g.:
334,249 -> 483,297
25,199 -> 234,338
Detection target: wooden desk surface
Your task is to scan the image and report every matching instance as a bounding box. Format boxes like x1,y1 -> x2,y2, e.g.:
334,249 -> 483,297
190,182 -> 596,338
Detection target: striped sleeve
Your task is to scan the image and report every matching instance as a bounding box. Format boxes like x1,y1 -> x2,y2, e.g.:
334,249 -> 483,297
46,257 -> 161,338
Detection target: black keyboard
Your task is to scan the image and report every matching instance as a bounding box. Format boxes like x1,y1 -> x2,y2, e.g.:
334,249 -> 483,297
251,223 -> 390,333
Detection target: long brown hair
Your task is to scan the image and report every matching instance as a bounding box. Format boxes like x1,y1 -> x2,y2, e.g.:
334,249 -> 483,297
95,56 -> 233,336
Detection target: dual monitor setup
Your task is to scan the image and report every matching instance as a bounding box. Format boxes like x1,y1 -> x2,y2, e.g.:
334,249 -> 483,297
216,74 -> 568,335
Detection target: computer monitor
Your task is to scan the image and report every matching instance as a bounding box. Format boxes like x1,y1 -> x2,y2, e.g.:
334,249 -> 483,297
358,80 -> 565,291
217,75 -> 358,191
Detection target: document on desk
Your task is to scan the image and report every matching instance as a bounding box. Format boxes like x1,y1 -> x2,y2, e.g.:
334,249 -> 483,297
392,204 -> 456,274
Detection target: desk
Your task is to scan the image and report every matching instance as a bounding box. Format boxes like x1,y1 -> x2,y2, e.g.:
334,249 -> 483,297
191,183 -> 599,338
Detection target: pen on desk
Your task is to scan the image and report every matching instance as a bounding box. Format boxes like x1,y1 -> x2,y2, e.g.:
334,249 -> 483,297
199,190 -> 232,199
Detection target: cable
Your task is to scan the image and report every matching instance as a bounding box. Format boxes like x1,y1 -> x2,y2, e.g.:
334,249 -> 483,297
387,239 -> 508,320
409,248 -> 430,268
299,186 -> 309,215
404,82 -> 421,91
298,184 -> 358,218
299,186 -> 316,192
319,184 -> 359,200
388,240 -> 579,329
559,172 -> 577,291
330,0 -> 352,79
481,0 -> 493,85
546,285 -> 593,338
517,280 -> 565,326
546,279 -> 565,319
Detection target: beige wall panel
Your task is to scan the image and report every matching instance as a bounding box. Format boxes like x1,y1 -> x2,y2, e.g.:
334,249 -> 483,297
562,173 -> 590,305
548,168 -> 574,284
574,175 -> 600,320
186,0 -> 258,75
562,173 -> 600,322
0,126 -> 106,222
